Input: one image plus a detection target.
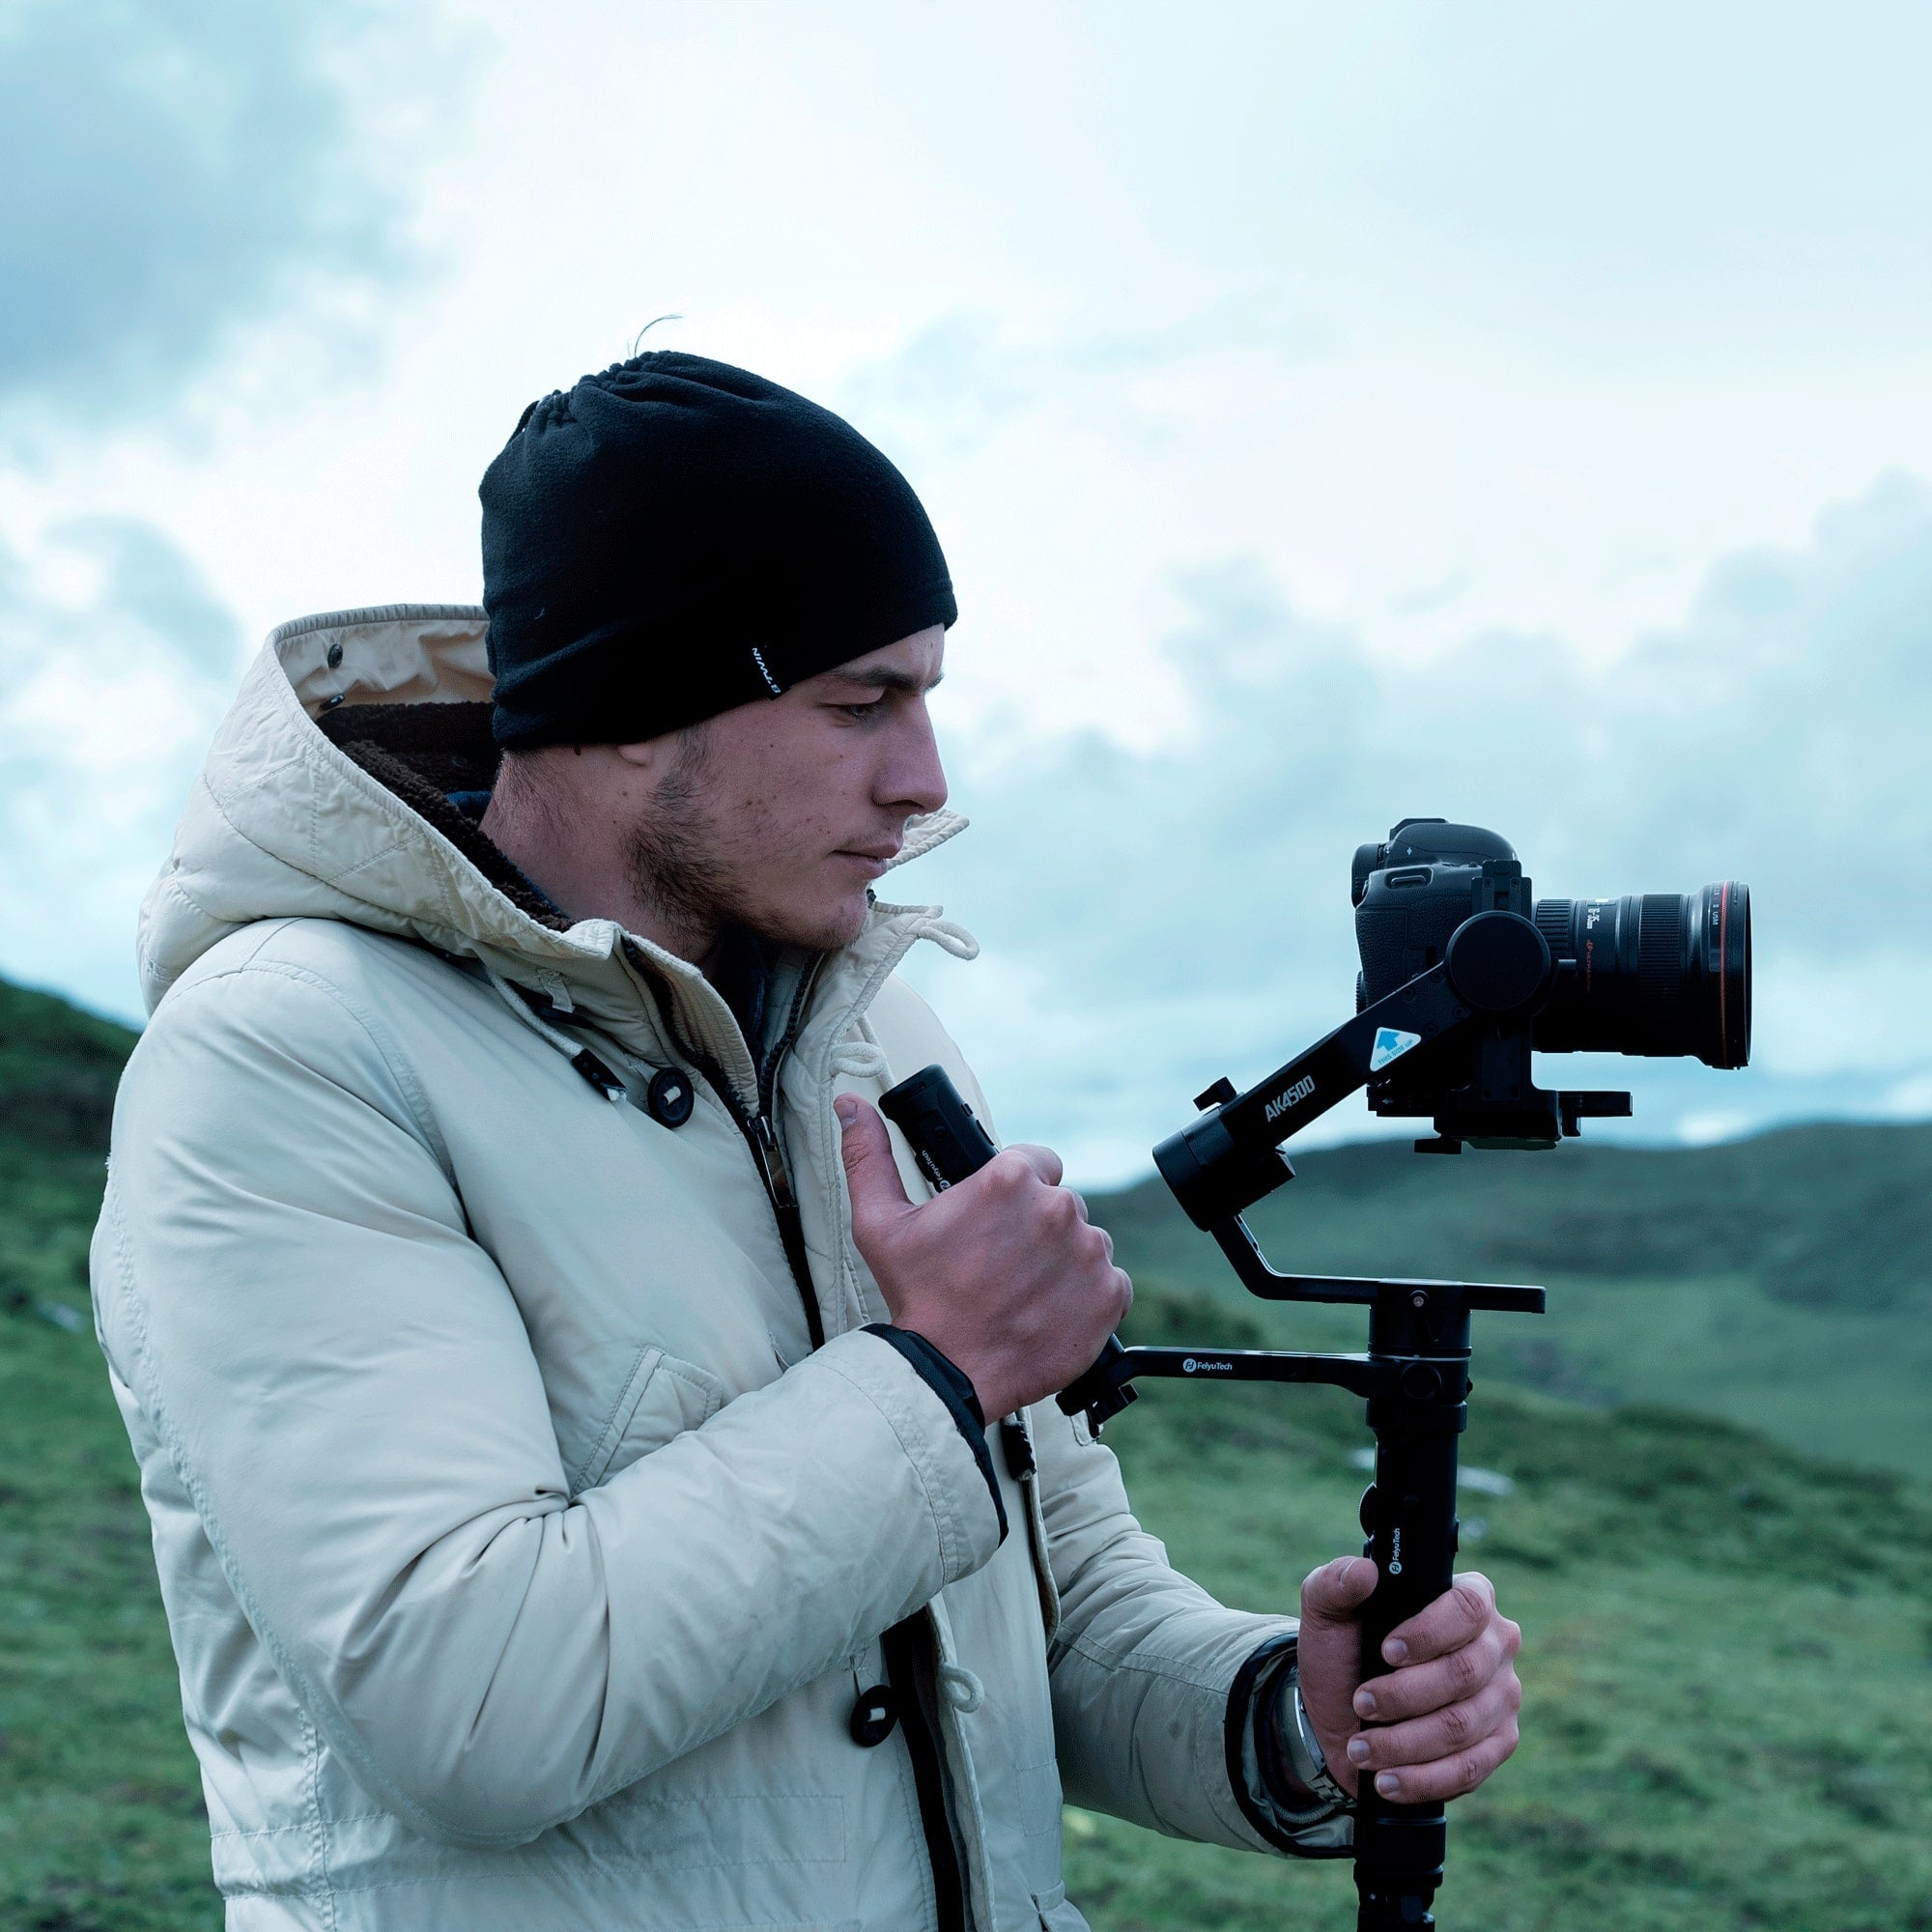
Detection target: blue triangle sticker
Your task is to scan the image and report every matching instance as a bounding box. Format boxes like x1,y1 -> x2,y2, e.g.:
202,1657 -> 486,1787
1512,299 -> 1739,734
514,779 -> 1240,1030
1370,1026 -> 1422,1073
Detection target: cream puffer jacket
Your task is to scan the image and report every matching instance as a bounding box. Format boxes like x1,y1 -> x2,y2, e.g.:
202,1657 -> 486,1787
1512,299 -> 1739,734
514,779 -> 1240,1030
92,608 -> 1330,1932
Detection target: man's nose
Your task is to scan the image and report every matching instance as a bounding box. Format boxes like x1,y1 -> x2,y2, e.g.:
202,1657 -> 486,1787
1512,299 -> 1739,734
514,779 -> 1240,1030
884,706 -> 948,817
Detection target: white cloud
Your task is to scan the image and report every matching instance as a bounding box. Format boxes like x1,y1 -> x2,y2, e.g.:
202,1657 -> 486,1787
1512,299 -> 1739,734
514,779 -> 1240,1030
0,520 -> 238,1013
900,477 -> 1932,1179
0,0 -> 455,447
1883,1073 -> 1932,1120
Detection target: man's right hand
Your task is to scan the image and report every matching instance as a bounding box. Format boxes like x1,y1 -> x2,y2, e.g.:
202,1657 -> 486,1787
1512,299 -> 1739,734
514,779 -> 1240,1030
836,1093 -> 1132,1420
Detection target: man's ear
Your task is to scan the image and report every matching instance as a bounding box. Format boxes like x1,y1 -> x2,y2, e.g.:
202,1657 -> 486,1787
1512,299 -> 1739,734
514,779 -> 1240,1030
614,734 -> 696,779
615,719 -> 714,776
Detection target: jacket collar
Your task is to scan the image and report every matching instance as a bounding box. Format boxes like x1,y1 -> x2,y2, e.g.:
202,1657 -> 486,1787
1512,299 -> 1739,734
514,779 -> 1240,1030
140,604 -> 969,1104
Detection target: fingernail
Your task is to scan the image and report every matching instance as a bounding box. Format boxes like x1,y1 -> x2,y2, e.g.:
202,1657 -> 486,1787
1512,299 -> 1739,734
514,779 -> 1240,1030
1382,1637 -> 1408,1665
835,1096 -> 858,1124
1376,1773 -> 1401,1798
1347,1737 -> 1372,1766
1352,1689 -> 1378,1719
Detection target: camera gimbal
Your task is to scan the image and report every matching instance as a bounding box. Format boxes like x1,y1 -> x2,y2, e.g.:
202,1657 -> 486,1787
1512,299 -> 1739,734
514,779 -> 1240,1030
885,911 -> 1572,1931
884,816 -> 1751,1930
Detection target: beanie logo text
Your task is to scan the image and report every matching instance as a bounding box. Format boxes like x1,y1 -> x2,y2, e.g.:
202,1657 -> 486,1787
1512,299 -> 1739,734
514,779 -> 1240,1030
750,645 -> 784,699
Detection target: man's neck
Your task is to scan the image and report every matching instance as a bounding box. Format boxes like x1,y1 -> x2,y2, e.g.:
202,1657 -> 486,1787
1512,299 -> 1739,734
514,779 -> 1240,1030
479,789 -> 724,971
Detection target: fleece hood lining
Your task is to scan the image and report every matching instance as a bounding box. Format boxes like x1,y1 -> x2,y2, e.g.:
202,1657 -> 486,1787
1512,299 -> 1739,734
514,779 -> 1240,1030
317,702 -> 569,932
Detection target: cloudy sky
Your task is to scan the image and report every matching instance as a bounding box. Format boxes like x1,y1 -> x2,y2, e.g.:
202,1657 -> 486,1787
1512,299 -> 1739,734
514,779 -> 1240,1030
5,0 -> 1930,1180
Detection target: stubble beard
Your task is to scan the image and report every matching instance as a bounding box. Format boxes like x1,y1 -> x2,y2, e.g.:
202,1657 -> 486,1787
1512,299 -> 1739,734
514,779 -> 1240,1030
623,725 -> 756,958
623,727 -> 869,957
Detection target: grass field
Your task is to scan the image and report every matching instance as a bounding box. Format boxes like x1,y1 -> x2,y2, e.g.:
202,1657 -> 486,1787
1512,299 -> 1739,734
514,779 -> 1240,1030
1066,1289 -> 1932,1930
3,976 -> 1929,1929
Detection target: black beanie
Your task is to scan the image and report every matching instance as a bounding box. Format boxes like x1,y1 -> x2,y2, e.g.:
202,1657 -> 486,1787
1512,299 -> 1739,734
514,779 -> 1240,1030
479,352 -> 957,749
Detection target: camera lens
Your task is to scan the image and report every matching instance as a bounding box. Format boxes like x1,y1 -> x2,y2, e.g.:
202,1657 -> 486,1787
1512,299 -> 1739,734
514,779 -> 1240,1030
1531,883 -> 1750,1068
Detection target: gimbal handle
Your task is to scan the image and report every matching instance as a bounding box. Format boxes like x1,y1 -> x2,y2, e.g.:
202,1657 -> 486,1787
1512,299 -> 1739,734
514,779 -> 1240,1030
1058,1272 -> 1544,1932
879,1064 -> 1139,1428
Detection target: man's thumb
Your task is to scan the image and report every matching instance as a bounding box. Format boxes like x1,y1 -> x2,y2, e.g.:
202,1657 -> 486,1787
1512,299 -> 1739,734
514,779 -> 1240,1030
1300,1554 -> 1378,1627
836,1094 -> 915,1232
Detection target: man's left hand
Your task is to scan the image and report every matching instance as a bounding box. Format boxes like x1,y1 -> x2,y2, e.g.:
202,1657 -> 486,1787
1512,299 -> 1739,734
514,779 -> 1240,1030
1294,1557 -> 1522,1804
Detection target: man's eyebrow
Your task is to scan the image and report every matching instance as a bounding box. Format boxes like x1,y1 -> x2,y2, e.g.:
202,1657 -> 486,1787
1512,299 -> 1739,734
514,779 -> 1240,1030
824,664 -> 944,696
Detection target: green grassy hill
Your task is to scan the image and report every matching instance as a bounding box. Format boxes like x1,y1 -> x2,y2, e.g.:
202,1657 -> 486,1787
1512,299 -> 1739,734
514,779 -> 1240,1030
3,977 -> 1928,1930
1091,1123 -> 1932,1477
0,981 -> 225,1929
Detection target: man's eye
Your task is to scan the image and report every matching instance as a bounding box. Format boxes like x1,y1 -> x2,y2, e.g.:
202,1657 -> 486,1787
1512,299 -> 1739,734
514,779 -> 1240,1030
838,696 -> 888,719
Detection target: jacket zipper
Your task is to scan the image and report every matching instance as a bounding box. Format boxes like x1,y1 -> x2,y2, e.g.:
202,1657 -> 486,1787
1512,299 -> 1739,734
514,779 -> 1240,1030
635,952 -> 827,1350
743,1106 -> 824,1351
640,950 -> 971,1928
881,1617 -> 969,1932
748,960 -> 973,1930
747,957 -> 824,1350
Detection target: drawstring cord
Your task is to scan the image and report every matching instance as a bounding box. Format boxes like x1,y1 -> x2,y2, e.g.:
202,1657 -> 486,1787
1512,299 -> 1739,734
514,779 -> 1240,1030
939,1662 -> 986,1714
479,961 -> 641,1104
917,915 -> 979,961
830,1040 -> 893,1081
481,961 -> 594,1065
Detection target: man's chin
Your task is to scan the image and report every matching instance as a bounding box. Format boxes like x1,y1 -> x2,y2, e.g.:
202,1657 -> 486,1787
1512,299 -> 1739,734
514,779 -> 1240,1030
744,893 -> 873,955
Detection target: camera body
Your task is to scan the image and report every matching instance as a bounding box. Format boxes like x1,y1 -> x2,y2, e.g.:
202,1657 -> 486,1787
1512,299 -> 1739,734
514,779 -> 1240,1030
1351,818 -> 1750,1151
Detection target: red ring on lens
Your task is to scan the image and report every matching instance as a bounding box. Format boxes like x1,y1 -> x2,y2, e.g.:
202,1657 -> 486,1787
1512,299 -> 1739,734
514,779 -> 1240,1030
1718,882 -> 1729,1061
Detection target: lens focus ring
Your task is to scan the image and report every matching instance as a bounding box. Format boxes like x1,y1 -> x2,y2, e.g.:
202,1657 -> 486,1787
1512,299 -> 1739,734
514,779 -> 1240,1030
1532,885 -> 1750,1069
1637,895 -> 1682,992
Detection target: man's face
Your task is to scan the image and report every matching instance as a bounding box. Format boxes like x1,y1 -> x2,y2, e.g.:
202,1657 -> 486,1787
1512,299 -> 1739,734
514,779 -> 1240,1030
621,626 -> 949,955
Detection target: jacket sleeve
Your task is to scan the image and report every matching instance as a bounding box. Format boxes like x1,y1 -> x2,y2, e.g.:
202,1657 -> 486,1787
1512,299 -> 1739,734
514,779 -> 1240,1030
92,956 -> 1005,1849
1030,1397 -> 1315,1854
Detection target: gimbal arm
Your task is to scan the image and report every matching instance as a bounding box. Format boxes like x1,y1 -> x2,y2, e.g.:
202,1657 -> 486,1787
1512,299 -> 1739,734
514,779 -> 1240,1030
1046,914 -> 1555,1929
1152,958 -> 1478,1236
1121,915 -> 1553,1327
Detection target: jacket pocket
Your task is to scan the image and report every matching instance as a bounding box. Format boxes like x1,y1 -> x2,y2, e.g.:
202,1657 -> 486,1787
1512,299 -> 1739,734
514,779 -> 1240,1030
571,1346 -> 729,1492
1032,1881 -> 1092,1930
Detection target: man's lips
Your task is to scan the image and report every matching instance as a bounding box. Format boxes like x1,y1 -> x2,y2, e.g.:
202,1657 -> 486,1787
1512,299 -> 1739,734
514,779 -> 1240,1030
837,845 -> 900,876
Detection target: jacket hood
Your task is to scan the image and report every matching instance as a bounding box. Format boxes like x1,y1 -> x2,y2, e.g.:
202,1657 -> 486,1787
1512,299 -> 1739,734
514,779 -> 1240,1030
139,604 -> 967,1029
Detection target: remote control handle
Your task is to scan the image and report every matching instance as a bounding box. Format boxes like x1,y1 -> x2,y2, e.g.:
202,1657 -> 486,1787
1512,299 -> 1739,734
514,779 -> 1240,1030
877,1063 -> 998,1189
878,1065 -> 1137,1431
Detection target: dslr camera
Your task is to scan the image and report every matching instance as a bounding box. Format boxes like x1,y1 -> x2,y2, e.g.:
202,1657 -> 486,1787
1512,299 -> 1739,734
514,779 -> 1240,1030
1351,817 -> 1750,1151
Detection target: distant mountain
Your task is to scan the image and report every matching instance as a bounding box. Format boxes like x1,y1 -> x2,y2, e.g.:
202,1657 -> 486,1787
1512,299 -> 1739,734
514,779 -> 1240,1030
0,974 -> 137,1151
1092,1122 -> 1932,1476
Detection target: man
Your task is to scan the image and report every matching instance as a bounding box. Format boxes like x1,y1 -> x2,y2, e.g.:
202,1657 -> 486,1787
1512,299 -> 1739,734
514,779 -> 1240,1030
95,352 -> 1520,1931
